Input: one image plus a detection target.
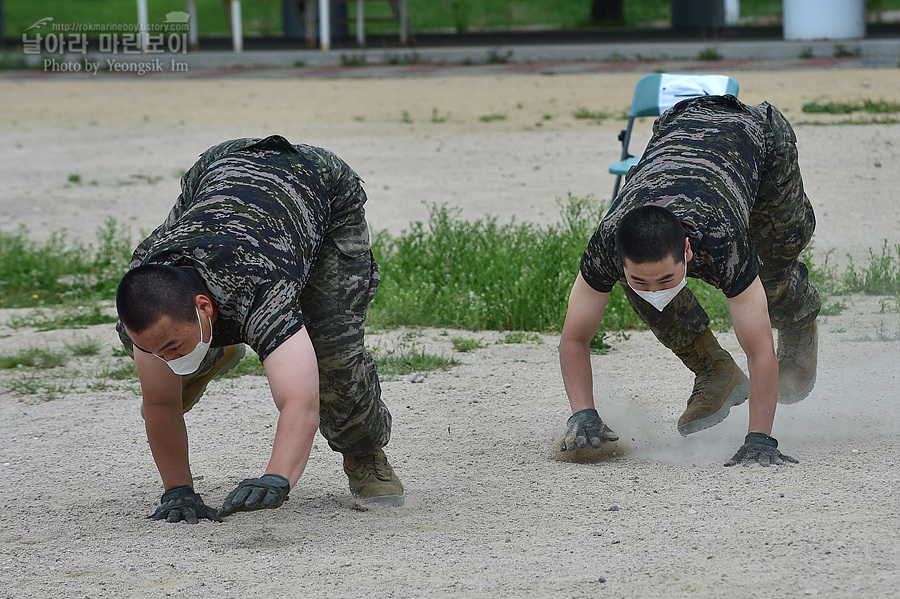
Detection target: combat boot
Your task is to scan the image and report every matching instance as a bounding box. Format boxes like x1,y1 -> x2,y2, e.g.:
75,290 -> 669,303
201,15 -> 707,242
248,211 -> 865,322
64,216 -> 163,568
343,449 -> 405,507
777,320 -> 817,404
675,328 -> 750,436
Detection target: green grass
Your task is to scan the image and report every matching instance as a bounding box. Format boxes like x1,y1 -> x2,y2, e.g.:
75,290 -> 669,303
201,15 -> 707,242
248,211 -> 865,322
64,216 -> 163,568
1,198 -> 898,352
99,363 -> 137,381
369,196 -> 734,334
697,47 -> 723,61
12,0 -> 897,40
478,112 -> 508,122
799,116 -> 900,126
573,107 -> 614,122
840,242 -> 900,295
430,108 -> 451,123
802,99 -> 900,114
6,304 -> 118,330
370,196 -> 602,332
451,336 -> 486,352
5,370 -> 75,403
64,336 -> 102,356
0,217 -> 133,309
371,344 -> 459,378
0,347 -> 68,370
797,96 -> 900,126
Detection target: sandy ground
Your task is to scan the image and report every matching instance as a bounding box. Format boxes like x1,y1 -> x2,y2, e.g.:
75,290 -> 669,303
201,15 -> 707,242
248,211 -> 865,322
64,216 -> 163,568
1,63 -> 899,598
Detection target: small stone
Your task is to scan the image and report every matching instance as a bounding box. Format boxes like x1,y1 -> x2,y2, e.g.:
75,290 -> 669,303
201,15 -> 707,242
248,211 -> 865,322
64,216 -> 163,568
409,373 -> 426,383
598,576 -> 607,583
592,530 -> 603,536
874,161 -> 882,167
805,589 -> 818,596
608,504 -> 619,511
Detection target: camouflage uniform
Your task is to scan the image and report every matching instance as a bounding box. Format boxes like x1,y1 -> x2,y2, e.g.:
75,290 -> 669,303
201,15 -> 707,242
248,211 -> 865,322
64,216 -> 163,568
117,135 -> 391,456
580,95 -> 820,351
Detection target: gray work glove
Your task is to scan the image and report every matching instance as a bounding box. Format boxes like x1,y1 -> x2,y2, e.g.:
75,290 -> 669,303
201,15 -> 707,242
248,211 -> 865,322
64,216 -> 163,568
725,433 -> 799,467
148,486 -> 223,524
560,408 -> 619,452
218,474 -> 290,517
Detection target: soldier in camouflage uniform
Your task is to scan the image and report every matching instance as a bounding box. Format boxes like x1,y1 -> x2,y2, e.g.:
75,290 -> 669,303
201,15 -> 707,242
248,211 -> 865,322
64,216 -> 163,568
559,95 -> 818,467
115,135 -> 403,523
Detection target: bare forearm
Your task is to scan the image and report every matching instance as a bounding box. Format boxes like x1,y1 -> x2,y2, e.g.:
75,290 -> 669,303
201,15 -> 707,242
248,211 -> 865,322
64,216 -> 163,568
265,400 -> 319,487
144,404 -> 193,490
746,352 -> 779,435
559,335 -> 596,413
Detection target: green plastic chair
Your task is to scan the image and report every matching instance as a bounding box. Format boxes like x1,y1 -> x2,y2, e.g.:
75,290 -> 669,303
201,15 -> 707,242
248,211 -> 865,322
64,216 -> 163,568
609,73 -> 740,198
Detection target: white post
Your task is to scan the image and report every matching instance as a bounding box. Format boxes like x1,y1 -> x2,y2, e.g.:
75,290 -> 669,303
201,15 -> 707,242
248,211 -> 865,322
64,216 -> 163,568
137,0 -> 149,51
319,0 -> 331,50
783,0 -> 866,40
231,0 -> 243,52
724,0 -> 740,25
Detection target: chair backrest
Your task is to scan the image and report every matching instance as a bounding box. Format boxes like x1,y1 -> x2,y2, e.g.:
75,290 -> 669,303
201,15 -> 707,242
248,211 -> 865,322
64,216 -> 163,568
629,73 -> 740,118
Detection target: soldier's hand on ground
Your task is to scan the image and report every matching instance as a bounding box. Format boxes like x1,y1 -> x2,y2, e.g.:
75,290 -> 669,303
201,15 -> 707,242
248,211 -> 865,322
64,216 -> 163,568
147,486 -> 223,524
725,432 -> 799,467
218,474 -> 290,517
560,408 -> 619,452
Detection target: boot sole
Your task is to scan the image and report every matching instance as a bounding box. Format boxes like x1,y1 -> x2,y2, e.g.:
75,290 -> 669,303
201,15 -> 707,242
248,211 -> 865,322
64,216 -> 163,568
677,378 -> 750,436
348,482 -> 405,507
778,372 -> 816,405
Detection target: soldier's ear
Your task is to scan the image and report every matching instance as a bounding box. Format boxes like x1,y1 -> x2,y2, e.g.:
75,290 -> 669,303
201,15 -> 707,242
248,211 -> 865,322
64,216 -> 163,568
684,237 -> 693,263
195,294 -> 215,318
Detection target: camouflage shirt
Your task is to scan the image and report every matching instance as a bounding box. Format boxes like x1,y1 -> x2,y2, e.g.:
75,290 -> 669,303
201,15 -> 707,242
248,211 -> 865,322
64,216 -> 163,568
581,95 -> 767,298
129,135 -> 365,360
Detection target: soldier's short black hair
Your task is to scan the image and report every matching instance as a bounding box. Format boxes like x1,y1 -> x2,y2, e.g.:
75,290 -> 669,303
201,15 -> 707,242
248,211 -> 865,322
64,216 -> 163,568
116,264 -> 204,333
615,205 -> 686,265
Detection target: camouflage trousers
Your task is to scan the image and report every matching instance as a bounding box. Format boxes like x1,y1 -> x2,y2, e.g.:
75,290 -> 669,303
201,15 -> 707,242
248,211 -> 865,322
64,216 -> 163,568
118,212 -> 392,457
623,102 -> 821,351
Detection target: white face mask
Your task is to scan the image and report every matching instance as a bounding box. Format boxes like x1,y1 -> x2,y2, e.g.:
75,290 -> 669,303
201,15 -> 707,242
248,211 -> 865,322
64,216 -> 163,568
628,253 -> 688,312
156,307 -> 213,375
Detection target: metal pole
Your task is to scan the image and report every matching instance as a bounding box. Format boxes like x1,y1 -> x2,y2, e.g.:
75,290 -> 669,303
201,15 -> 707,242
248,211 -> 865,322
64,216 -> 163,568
318,0 -> 330,50
137,0 -> 149,51
231,0 -> 243,52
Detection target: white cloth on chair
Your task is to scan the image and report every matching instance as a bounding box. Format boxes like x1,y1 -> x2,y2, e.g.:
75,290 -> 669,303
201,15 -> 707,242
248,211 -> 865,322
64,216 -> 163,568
658,74 -> 732,113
